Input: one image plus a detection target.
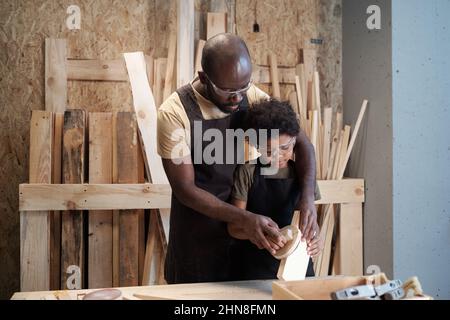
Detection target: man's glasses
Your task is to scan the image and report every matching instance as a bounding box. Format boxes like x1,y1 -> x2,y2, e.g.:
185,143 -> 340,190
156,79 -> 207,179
204,73 -> 252,98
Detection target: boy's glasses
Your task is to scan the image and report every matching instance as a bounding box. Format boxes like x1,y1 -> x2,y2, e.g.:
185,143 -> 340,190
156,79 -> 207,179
204,73 -> 252,98
258,136 -> 296,157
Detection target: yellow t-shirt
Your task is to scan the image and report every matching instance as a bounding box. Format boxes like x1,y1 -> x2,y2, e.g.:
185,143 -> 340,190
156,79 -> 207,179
157,78 -> 269,160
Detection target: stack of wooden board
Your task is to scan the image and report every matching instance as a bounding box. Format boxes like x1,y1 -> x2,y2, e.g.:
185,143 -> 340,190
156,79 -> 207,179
268,48 -> 368,276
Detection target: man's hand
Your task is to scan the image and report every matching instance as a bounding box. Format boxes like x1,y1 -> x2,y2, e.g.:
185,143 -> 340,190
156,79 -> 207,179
298,198 -> 319,242
241,212 -> 286,255
307,229 -> 324,257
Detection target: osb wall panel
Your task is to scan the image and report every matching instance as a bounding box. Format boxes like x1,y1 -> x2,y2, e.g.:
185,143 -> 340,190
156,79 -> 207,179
236,0 -> 342,112
0,0 -> 160,299
0,0 -> 341,299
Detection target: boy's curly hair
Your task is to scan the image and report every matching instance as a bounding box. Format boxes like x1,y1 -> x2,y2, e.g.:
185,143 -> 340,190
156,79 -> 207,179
245,99 -> 300,137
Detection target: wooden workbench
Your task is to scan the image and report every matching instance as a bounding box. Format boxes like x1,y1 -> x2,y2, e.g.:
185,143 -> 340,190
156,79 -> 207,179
11,280 -> 273,300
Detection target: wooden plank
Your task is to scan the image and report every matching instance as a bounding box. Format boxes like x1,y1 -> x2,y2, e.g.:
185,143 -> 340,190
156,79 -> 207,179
207,12 -> 227,39
67,59 -> 128,82
252,65 -> 296,84
301,48 -> 317,82
21,111 -> 53,291
142,210 -> 158,285
296,64 -> 307,109
337,100 -> 368,179
19,179 -> 362,211
61,109 -> 85,289
269,53 -> 281,99
50,113 -> 63,290
322,108 -> 332,179
112,113 -> 120,287
45,39 -> 67,113
339,203 -> 363,275
13,279 -> 274,300
123,52 -> 169,185
116,112 -> 144,287
124,51 -> 170,284
194,39 -> 206,75
163,32 -> 177,102
177,0 -> 195,87
294,75 -> 305,120
153,58 -> 167,109
19,183 -> 172,211
88,113 -> 113,288
66,56 -> 154,83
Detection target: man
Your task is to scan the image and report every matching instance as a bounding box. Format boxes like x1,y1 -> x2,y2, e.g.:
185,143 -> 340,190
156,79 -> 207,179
157,33 -> 317,284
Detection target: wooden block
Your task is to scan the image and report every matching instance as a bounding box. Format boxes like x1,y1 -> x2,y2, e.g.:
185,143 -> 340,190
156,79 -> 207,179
88,113 -> 113,289
116,112 -> 143,287
277,226 -> 309,281
269,53 -> 281,99
207,12 -> 227,39
45,39 -> 67,113
177,0 -> 195,87
194,39 -> 206,75
61,109 -> 86,289
339,203 -> 363,276
21,111 -> 53,291
163,32 -> 177,102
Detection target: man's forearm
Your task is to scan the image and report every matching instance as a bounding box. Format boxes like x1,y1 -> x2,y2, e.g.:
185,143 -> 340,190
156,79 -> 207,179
173,183 -> 248,224
294,130 -> 316,206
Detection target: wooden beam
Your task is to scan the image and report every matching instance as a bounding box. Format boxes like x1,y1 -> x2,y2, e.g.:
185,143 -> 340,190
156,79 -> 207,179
252,65 -> 297,84
61,109 -> 85,289
163,32 -> 177,102
116,112 -> 145,287
339,203 -> 363,275
19,184 -> 171,211
194,40 -> 206,75
66,56 -> 154,82
45,39 -> 67,113
153,58 -> 167,109
337,100 -> 368,179
177,0 -> 195,87
50,113 -> 63,290
269,53 -> 281,99
19,179 -> 362,211
207,12 -> 227,39
123,52 -> 169,185
88,113 -> 113,288
21,111 -> 53,291
322,108 -> 332,179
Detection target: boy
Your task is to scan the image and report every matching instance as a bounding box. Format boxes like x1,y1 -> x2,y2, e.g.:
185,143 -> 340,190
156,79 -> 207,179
228,99 -> 323,280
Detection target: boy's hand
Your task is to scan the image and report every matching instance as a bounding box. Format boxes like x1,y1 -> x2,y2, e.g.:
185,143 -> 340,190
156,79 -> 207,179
306,231 -> 323,257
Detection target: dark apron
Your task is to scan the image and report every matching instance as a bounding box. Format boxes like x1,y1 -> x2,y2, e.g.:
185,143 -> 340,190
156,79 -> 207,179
230,161 -> 315,280
164,84 -> 249,284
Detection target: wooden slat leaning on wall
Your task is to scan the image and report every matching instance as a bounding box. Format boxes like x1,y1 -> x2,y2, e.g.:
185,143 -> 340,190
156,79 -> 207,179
50,113 -> 63,290
88,113 -> 113,288
177,0 -> 195,88
61,109 -> 86,290
207,12 -> 227,40
21,111 -> 53,291
45,39 -> 67,113
115,112 -> 144,287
